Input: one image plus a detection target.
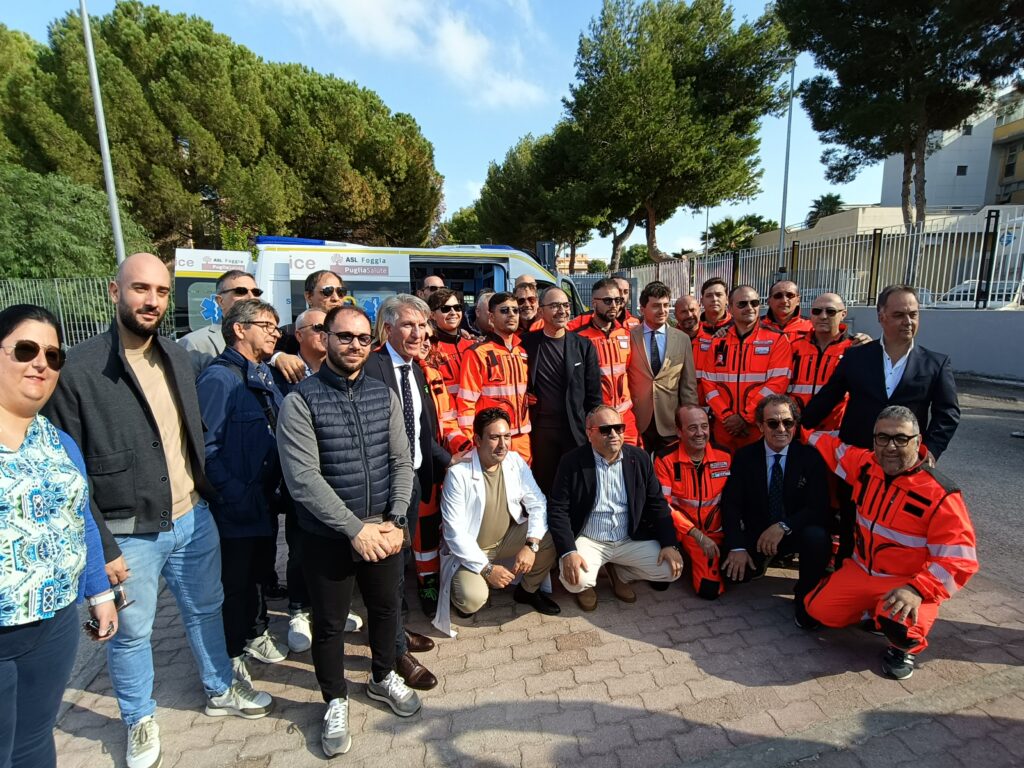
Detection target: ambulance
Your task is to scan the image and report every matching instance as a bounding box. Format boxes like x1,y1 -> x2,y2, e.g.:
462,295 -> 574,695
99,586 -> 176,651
172,237 -> 583,335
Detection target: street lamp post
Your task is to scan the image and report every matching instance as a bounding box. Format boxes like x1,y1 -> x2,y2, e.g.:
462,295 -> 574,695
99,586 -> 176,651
80,0 -> 125,265
778,58 -> 796,272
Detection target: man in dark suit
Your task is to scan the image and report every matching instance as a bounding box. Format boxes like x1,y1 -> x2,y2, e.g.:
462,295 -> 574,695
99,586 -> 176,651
363,294 -> 453,691
802,284 -> 960,463
720,394 -> 831,628
521,287 -> 603,494
547,405 -> 684,612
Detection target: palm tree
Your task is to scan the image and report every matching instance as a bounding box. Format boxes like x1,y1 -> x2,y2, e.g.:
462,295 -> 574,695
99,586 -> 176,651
701,217 -> 757,253
806,194 -> 844,227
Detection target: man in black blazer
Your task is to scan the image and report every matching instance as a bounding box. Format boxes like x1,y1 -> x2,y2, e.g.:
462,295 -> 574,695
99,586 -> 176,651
363,294 -> 452,691
802,285 -> 960,462
521,287 -> 603,494
720,394 -> 831,628
547,405 -> 684,611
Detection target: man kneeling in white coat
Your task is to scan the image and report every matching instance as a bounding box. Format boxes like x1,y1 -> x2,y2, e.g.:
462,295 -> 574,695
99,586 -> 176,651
433,406 -> 560,637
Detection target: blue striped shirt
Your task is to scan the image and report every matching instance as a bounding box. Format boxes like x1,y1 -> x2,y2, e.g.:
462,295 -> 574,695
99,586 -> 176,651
580,449 -> 629,542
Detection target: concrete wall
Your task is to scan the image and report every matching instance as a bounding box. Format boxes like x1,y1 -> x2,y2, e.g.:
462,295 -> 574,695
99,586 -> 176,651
844,306 -> 1024,381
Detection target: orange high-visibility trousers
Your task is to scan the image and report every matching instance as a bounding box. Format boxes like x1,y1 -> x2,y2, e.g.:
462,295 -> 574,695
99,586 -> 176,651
679,530 -> 725,599
413,485 -> 442,585
803,561 -> 939,653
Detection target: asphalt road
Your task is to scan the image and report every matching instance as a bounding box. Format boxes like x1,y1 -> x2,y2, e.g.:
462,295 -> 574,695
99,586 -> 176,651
943,378 -> 1024,594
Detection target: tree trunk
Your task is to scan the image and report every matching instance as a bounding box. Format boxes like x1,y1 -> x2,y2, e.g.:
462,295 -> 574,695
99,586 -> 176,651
567,240 -> 577,275
900,141 -> 914,233
644,199 -> 666,262
609,216 -> 638,273
913,127 -> 927,227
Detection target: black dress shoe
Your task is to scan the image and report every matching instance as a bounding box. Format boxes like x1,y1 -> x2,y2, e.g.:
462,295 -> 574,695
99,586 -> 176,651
404,629 -> 435,653
397,652 -> 438,690
648,581 -> 671,592
513,584 -> 561,615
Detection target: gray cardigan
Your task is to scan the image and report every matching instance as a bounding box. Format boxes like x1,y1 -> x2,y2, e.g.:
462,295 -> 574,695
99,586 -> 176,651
178,323 -> 224,378
44,321 -> 214,562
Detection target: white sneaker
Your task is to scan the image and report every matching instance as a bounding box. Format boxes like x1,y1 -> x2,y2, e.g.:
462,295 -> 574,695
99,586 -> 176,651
345,612 -> 363,633
231,655 -> 252,686
244,629 -> 288,664
366,670 -> 421,717
126,716 -> 161,768
288,610 -> 312,653
321,697 -> 352,757
205,681 -> 274,719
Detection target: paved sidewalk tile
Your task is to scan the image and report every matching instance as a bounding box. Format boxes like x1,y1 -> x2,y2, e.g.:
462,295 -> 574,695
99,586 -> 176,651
56,566 -> 1024,768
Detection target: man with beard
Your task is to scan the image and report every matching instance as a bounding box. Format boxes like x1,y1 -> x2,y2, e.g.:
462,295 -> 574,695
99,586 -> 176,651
674,295 -> 701,342
46,253 -> 274,768
514,281 -> 544,333
277,305 -> 419,757
761,280 -> 813,343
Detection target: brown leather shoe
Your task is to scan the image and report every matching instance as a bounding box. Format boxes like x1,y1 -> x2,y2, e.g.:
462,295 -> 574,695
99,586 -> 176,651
605,563 -> 636,603
404,630 -> 435,653
575,587 -> 598,612
396,652 -> 438,690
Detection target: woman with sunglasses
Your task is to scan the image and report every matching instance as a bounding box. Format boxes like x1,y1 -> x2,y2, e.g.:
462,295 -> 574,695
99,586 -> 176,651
0,304 -> 115,768
426,289 -> 475,404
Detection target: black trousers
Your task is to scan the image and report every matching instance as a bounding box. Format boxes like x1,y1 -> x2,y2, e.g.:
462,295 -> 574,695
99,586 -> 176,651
284,507 -> 309,611
641,420 -> 672,454
220,536 -> 271,658
394,475 -> 422,656
529,422 -> 580,496
740,524 -> 831,600
302,530 -> 403,701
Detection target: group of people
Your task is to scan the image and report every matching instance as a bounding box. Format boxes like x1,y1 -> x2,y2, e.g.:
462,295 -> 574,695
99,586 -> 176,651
0,252 -> 978,766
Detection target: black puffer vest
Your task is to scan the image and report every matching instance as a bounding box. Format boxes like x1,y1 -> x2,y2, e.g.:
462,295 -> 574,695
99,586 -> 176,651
293,367 -> 393,539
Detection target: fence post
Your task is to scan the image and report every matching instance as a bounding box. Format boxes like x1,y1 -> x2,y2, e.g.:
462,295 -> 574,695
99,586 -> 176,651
789,241 -> 800,282
868,228 -> 883,306
976,209 -> 1001,309
731,250 -> 740,289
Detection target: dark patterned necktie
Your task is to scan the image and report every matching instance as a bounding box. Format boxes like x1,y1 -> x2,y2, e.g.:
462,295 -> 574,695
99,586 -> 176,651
399,364 -> 416,464
768,454 -> 784,523
649,329 -> 662,376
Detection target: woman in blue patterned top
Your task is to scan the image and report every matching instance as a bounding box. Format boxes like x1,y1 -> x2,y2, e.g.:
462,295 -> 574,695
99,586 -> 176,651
0,304 -> 115,768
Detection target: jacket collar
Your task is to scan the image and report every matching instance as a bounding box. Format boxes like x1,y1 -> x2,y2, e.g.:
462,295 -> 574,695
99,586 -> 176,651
316,363 -> 364,393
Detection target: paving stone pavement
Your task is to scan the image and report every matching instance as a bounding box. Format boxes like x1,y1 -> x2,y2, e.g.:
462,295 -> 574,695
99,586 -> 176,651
55,565 -> 1024,767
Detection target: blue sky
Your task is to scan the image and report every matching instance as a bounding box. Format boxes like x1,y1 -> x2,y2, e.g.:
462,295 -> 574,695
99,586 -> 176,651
6,0 -> 884,259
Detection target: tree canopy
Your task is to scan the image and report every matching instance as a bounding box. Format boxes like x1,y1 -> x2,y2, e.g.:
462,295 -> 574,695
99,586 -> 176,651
0,3 -> 442,257
777,0 -> 1024,228
806,193 -> 844,227
700,213 -> 777,253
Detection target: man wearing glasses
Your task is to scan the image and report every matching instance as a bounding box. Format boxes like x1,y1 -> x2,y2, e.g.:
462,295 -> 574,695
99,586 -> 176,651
416,275 -> 445,300
720,395 -> 830,628
513,282 -> 544,334
521,287 -> 602,494
180,270 -> 265,376
805,406 -> 977,681
274,270 -> 348,370
457,292 -> 533,462
277,305 -> 420,757
761,279 -> 813,343
547,406 -> 683,612
695,285 -> 793,454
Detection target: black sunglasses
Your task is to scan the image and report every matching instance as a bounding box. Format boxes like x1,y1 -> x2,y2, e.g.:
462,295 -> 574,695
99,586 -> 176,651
496,306 -> 520,316
296,323 -> 323,332
323,330 -> 373,347
764,418 -> 796,430
735,299 -> 761,309
439,303 -> 464,314
771,291 -> 797,300
2,340 -> 66,371
218,286 -> 264,298
594,296 -> 625,306
811,307 -> 841,317
319,285 -> 347,298
594,423 -> 626,436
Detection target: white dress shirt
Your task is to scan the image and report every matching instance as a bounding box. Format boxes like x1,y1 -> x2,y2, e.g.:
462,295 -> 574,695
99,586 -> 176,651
881,339 -> 914,398
385,341 -> 423,471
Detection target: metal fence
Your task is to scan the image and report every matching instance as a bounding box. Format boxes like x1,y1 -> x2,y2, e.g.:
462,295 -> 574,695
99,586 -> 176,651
0,277 -> 175,347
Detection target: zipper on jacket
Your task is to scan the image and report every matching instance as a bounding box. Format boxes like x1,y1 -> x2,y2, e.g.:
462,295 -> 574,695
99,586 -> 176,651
866,486 -> 899,574
346,379 -> 372,516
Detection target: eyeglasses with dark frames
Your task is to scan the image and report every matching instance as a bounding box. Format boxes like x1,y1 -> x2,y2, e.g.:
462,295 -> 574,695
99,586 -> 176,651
439,303 -> 464,314
324,330 -> 374,347
771,291 -> 798,300
219,286 -> 264,298
296,323 -> 323,332
735,299 -> 761,309
318,285 -> 347,298
810,307 -> 841,317
244,321 -> 282,336
873,432 -> 919,448
592,423 -> 626,436
594,296 -> 625,306
1,340 -> 65,371
764,418 -> 796,430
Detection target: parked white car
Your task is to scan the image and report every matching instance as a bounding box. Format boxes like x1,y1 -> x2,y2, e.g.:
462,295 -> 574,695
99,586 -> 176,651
935,280 -> 1021,309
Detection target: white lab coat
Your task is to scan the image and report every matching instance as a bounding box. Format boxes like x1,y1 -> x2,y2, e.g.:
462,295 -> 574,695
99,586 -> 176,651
432,448 -> 548,637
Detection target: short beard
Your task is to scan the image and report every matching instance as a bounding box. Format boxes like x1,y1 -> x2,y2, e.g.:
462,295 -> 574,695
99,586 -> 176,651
326,345 -> 367,377
118,299 -> 163,338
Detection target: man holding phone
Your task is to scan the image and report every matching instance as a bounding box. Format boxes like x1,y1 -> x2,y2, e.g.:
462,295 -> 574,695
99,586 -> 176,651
277,304 -> 419,758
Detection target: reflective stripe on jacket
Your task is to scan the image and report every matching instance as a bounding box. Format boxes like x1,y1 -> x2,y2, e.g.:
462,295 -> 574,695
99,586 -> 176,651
653,444 -> 732,539
696,325 -> 793,423
456,335 -> 531,439
788,329 -> 852,432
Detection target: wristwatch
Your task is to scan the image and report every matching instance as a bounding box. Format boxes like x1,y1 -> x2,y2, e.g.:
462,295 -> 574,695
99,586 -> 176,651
777,521 -> 792,535
388,514 -> 409,529
526,540 -> 540,553
481,563 -> 495,578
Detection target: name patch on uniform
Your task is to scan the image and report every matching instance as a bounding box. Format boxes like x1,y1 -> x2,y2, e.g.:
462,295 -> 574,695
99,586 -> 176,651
618,337 -> 630,349
754,346 -> 770,355
711,471 -> 730,478
710,461 -> 728,469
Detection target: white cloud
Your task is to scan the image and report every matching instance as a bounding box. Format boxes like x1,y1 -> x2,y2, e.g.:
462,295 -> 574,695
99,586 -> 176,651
260,0 -> 545,109
464,179 -> 483,201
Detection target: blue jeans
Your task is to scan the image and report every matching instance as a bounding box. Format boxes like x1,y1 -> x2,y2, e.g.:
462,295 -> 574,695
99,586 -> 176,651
108,501 -> 232,725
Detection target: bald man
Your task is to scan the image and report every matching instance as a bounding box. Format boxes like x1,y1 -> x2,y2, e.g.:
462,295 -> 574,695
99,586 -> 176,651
46,253 -> 275,767
674,295 -> 701,341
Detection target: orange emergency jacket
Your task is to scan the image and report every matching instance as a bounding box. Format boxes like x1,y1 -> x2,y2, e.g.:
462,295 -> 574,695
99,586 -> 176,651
431,329 -> 475,399
696,314 -> 731,343
808,432 -> 978,603
567,309 -> 641,332
419,359 -> 471,453
456,334 -> 531,440
788,328 -> 852,433
695,325 -> 793,426
654,445 -> 732,540
761,310 -> 813,344
574,319 -> 639,444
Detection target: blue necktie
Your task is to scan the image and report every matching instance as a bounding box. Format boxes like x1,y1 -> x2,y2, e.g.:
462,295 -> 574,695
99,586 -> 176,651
399,364 -> 416,464
768,454 -> 784,523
